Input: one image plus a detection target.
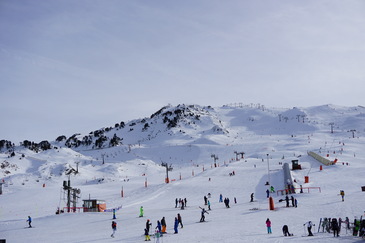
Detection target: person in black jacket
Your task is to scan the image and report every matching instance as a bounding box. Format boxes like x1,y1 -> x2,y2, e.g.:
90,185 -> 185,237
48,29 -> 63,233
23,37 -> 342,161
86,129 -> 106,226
282,225 -> 291,236
177,213 -> 183,228
146,219 -> 152,235
331,218 -> 339,237
161,217 -> 166,234
111,221 -> 117,238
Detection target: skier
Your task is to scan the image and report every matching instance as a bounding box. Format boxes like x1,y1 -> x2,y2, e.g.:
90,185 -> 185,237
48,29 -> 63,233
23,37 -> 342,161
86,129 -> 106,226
207,200 -> 211,210
155,229 -> 161,243
219,194 -> 223,203
331,218 -> 339,237
304,221 -> 314,236
270,186 -> 275,193
26,216 -> 32,228
181,200 -> 185,210
111,221 -> 117,238
175,198 -> 178,208
321,218 -> 328,232
161,217 -> 167,234
155,220 -> 162,234
250,193 -> 254,202
146,219 -> 152,235
340,190 -> 345,201
139,206 -> 144,217
353,218 -> 360,236
282,225 -> 291,236
359,219 -> 365,237
200,207 -> 209,222
291,196 -> 295,207
294,198 -> 298,208
174,217 -> 178,234
204,195 -> 208,205
184,198 -> 187,207
177,213 -> 183,228
266,218 -> 272,234
345,217 -> 350,230
224,198 -> 230,208
266,189 -> 270,198
144,228 -> 151,241
112,208 -> 116,219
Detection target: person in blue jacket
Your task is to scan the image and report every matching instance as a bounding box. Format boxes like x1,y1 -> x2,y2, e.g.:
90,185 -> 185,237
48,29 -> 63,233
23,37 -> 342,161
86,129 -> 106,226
174,217 -> 178,234
155,220 -> 162,233
27,216 -> 32,228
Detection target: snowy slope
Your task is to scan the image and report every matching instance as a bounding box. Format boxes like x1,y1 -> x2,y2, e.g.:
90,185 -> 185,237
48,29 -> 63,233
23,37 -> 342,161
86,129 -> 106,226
0,104 -> 364,242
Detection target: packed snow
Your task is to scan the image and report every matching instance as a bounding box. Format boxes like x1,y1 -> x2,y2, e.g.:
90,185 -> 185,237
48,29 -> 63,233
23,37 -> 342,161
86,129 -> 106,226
0,104 -> 364,242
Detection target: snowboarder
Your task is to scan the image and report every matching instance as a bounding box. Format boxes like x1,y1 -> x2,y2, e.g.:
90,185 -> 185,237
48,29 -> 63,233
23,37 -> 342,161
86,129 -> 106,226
219,194 -> 223,202
266,218 -> 272,234
161,217 -> 166,234
139,206 -> 144,217
111,221 -> 117,238
174,217 -> 178,234
340,190 -> 345,201
177,213 -> 183,228
200,207 -> 209,222
282,225 -> 291,236
304,221 -> 314,236
331,218 -> 339,237
250,193 -> 254,202
266,189 -> 270,198
26,216 -> 32,228
207,200 -> 211,210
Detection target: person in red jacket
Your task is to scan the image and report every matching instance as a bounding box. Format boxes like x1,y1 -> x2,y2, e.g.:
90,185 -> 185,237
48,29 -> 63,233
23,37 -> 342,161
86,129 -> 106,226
266,218 -> 272,234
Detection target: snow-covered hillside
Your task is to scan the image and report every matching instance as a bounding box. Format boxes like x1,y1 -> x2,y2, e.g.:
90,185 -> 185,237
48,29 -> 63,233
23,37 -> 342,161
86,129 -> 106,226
0,104 -> 364,242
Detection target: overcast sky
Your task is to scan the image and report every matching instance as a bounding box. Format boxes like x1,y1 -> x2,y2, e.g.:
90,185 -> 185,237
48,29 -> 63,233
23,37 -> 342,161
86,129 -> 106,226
1,0 -> 364,143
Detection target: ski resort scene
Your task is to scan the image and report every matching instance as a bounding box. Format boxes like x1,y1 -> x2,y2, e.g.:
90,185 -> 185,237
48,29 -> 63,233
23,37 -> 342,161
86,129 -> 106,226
1,104 -> 365,242
1,1 -> 365,242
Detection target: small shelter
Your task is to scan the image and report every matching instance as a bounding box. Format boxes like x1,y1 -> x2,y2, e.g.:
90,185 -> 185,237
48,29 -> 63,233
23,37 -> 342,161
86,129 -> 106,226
83,199 -> 106,212
291,160 -> 301,170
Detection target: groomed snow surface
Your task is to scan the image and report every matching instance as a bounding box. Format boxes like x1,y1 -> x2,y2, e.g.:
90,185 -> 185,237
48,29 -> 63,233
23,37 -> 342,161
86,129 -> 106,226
1,105 -> 365,242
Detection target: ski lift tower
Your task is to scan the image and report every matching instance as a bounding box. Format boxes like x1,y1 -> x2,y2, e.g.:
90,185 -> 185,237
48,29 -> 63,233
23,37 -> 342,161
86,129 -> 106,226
63,173 -> 81,212
211,154 -> 219,167
161,162 -> 173,183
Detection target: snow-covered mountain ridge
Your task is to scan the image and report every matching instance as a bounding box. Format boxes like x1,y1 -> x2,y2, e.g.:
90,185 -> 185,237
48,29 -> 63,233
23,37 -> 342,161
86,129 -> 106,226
1,103 -> 364,242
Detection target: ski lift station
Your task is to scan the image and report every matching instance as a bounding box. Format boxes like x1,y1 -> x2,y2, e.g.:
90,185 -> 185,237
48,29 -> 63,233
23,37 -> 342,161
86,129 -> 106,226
82,199 -> 106,212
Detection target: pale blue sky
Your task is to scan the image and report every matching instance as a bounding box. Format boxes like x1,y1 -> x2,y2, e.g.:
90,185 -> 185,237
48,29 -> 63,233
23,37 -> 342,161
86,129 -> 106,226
1,0 -> 365,143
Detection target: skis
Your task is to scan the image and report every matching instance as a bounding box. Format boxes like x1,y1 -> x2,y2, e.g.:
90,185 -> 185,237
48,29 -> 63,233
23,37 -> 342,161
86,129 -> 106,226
318,218 -> 322,233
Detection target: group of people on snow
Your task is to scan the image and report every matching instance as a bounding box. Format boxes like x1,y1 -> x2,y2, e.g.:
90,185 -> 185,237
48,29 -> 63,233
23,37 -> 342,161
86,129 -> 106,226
175,198 -> 187,209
